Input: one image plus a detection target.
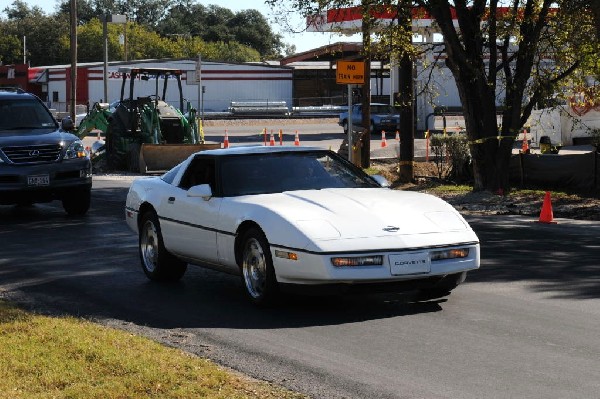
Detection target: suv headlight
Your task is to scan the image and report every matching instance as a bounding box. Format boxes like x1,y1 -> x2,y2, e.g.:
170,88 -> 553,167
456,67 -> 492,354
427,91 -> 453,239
64,140 -> 88,159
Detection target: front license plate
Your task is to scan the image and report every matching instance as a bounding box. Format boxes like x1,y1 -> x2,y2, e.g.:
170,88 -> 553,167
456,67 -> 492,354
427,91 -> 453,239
389,252 -> 431,275
27,174 -> 50,186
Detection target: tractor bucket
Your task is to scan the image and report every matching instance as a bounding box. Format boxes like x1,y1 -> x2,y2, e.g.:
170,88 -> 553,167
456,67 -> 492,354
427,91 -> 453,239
138,143 -> 221,174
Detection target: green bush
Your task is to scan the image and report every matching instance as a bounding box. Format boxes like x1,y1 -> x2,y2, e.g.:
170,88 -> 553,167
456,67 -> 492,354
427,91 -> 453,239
429,133 -> 471,182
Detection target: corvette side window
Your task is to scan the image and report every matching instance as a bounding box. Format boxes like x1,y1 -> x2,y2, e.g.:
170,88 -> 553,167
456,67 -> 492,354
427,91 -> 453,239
180,158 -> 215,190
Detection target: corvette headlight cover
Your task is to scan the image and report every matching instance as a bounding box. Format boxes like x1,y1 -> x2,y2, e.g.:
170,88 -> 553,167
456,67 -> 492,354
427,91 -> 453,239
331,255 -> 383,267
431,248 -> 470,261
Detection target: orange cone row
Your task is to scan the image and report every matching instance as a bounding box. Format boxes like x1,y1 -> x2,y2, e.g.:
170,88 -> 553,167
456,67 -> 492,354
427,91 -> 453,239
222,129 -> 302,148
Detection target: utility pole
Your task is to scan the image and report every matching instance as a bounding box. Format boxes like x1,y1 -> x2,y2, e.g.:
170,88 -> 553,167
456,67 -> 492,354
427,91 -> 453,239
69,0 -> 77,123
103,14 -> 127,103
360,0 -> 372,168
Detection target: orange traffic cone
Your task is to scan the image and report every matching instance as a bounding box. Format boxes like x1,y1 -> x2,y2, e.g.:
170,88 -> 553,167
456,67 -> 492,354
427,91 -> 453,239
381,130 -> 388,148
395,130 -> 400,141
279,129 -> 283,146
223,130 -> 230,148
269,130 -> 275,146
294,130 -> 300,146
537,191 -> 557,224
522,129 -> 529,154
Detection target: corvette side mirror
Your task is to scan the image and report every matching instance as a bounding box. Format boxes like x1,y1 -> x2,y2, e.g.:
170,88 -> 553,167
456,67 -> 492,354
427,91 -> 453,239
371,174 -> 390,188
187,184 -> 212,200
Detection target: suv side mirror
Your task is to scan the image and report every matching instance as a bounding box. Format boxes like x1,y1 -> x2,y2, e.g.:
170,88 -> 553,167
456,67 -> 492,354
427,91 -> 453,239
62,117 -> 74,131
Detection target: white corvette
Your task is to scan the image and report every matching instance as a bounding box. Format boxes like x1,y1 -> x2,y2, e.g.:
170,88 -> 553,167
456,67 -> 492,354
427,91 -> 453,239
125,146 -> 480,305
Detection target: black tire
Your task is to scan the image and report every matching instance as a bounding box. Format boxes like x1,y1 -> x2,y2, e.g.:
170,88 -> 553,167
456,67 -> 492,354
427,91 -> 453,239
239,228 -> 279,306
62,187 -> 91,216
139,211 -> 187,282
417,271 -> 467,301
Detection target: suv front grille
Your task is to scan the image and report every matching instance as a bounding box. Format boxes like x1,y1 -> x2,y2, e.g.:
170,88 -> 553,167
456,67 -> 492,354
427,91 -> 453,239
1,144 -> 62,164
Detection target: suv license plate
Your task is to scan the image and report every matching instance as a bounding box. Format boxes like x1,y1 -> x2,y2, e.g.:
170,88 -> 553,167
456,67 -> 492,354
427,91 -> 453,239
389,252 -> 431,275
28,174 -> 50,186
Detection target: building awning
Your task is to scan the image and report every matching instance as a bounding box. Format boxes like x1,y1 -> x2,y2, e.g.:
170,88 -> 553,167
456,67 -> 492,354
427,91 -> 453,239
280,42 -> 363,65
29,68 -> 48,84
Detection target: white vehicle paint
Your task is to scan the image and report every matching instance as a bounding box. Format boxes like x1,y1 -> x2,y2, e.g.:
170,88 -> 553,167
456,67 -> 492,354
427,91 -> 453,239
125,146 -> 480,305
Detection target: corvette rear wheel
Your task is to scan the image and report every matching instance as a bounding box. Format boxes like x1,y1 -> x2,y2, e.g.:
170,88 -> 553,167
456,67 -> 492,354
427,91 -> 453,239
240,228 -> 279,306
139,211 -> 187,282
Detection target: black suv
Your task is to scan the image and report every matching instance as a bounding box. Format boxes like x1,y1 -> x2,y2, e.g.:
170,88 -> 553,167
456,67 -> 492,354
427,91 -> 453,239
0,88 -> 92,215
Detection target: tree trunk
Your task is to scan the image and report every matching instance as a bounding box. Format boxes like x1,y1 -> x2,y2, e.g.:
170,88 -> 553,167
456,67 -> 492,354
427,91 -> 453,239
428,0 -> 514,192
398,53 -> 414,183
398,3 -> 415,183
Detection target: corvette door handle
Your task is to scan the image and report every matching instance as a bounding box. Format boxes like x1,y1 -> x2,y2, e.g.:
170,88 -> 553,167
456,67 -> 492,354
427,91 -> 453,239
168,197 -> 175,204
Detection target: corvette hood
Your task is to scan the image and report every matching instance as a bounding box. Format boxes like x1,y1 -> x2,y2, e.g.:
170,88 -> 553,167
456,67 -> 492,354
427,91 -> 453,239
244,188 -> 470,241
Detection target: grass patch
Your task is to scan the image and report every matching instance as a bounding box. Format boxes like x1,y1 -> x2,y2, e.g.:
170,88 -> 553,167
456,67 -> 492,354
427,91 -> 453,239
422,184 -> 472,195
0,300 -> 305,399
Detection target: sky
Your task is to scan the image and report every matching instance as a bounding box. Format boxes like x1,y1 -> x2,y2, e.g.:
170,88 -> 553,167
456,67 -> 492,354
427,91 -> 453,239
0,0 -> 362,54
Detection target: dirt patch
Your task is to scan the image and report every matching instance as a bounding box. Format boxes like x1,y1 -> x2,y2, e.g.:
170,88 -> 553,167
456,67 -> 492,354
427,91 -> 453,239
371,160 -> 600,221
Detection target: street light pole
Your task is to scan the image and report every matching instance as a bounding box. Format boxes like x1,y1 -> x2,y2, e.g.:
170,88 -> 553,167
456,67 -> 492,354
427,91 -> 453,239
103,16 -> 108,103
103,14 -> 127,103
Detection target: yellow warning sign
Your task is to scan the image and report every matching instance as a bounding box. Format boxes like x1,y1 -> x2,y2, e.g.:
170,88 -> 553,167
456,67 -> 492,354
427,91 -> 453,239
336,61 -> 365,85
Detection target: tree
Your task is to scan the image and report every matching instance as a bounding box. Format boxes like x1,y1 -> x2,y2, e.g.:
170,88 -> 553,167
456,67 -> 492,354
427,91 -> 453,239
268,0 -> 600,192
0,32 -> 22,65
58,0 -> 98,23
418,0 -> 598,192
1,1 -> 69,66
0,1 -> 269,65
157,2 -> 285,58
228,9 -> 284,58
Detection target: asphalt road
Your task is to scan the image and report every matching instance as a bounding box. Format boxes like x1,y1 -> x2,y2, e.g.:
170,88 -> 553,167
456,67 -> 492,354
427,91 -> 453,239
1,178 -> 599,399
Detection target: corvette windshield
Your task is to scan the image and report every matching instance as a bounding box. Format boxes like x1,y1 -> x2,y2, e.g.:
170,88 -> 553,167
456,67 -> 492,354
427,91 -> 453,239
221,152 -> 379,196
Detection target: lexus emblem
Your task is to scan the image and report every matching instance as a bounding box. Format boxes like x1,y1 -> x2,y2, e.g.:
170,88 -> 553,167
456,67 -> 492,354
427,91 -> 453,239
29,149 -> 40,157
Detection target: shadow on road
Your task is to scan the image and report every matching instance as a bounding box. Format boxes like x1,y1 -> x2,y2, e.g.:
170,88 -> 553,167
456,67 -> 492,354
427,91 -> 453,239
466,216 -> 600,300
1,188 -> 598,334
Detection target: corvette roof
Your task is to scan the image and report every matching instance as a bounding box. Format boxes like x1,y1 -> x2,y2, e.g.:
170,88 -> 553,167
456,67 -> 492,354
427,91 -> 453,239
195,145 -> 327,157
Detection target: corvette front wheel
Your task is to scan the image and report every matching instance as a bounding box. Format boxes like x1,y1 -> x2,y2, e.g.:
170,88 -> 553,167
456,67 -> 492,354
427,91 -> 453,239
240,228 -> 279,306
139,211 -> 187,282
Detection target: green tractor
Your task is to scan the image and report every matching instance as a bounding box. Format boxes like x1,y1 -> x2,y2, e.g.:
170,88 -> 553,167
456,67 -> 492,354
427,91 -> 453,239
76,102 -> 113,140
104,67 -> 218,173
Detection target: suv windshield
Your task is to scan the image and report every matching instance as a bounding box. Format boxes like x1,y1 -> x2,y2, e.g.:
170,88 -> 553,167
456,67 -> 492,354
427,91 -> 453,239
0,99 -> 57,132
